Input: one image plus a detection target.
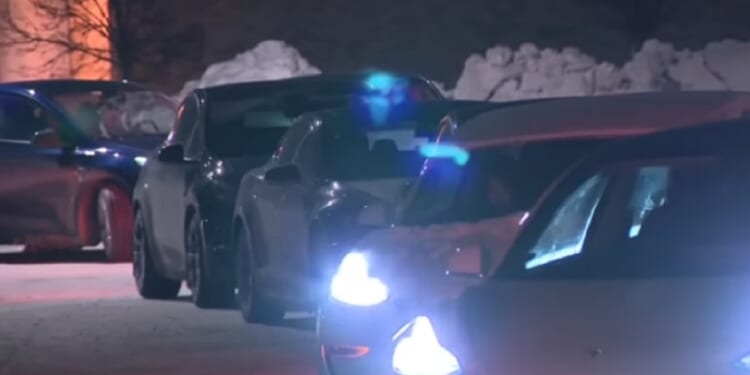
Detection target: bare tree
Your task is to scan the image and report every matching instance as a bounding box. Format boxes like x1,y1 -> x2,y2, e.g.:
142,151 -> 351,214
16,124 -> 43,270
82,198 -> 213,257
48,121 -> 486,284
0,0 -> 173,80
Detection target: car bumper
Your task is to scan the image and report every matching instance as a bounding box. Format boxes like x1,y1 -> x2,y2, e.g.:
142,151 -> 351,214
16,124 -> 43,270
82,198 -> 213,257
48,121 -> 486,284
317,300 -> 432,375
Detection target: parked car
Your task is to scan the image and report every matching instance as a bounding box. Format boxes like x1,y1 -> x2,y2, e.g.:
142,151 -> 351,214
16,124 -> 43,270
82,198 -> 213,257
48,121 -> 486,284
131,72 -> 443,306
230,99 -> 531,323
306,98 -> 551,289
317,91 -> 750,375
0,79 -> 176,261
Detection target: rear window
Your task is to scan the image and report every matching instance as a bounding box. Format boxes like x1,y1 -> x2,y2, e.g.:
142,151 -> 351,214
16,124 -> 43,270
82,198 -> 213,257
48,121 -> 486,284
206,92 -> 351,158
204,77 -> 438,158
321,120 -> 429,181
517,156 -> 750,278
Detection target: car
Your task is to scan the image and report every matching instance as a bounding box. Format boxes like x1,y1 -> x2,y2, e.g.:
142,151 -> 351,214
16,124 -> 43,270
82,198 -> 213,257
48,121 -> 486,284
317,91 -> 750,375
306,98 -> 553,289
0,79 -> 176,261
131,72 -> 443,306
230,99 -> 533,324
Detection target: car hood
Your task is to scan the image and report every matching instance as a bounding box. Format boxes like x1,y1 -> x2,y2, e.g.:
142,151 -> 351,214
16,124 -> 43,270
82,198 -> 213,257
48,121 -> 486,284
354,211 -> 527,304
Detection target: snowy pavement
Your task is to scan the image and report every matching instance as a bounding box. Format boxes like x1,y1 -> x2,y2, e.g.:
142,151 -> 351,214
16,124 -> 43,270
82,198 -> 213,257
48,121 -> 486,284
0,250 -> 317,375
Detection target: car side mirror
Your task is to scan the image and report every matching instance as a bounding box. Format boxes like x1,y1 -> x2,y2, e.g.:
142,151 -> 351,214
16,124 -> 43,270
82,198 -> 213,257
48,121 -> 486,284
265,164 -> 302,184
30,128 -> 62,148
445,244 -> 487,278
357,202 -> 388,227
157,144 -> 186,163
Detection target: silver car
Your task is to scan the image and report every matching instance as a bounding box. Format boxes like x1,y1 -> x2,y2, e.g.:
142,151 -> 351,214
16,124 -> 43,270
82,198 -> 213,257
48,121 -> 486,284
318,91 -> 750,375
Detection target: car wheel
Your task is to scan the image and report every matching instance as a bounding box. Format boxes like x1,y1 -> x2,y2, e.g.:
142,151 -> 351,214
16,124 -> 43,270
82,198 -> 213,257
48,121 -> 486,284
234,227 -> 283,324
133,209 -> 181,299
97,185 -> 134,262
185,214 -> 234,308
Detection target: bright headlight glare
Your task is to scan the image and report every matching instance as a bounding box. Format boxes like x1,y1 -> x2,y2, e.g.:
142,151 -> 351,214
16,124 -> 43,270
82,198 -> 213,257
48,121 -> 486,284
392,316 -> 461,375
739,353 -> 750,370
330,252 -> 389,306
134,156 -> 147,166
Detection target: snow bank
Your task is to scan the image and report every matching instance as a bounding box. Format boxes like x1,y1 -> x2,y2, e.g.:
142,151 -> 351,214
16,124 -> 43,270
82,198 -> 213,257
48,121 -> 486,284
179,40 -> 321,98
452,39 -> 750,101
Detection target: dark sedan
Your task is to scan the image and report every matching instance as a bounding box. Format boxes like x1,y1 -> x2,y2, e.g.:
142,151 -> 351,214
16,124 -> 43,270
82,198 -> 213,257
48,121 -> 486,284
0,79 -> 176,261
131,72 -> 443,306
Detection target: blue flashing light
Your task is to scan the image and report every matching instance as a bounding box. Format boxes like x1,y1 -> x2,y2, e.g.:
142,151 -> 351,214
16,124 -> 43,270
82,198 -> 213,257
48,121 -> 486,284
738,353 -> 750,370
365,72 -> 398,93
419,143 -> 470,166
359,72 -> 411,125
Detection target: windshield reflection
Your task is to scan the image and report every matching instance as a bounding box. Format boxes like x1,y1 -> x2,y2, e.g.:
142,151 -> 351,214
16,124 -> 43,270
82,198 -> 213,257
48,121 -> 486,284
51,90 -> 177,140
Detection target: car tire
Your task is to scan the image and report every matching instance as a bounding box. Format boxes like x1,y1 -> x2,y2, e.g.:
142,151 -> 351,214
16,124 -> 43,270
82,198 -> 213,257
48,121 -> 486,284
234,227 -> 283,325
185,214 -> 234,309
133,209 -> 181,299
97,185 -> 134,262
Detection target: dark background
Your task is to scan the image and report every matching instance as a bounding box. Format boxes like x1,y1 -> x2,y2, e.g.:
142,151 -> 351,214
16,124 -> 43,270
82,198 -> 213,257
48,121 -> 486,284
138,0 -> 750,92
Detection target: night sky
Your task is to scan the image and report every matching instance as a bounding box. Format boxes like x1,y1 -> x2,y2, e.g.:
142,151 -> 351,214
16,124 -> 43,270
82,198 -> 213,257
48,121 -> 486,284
136,0 -> 750,91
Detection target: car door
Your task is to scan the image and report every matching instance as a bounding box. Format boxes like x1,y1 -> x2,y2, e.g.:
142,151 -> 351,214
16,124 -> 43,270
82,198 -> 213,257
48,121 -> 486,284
457,157 -> 750,375
146,96 -> 201,273
0,93 -> 79,242
453,169 -> 616,375
253,118 -> 319,300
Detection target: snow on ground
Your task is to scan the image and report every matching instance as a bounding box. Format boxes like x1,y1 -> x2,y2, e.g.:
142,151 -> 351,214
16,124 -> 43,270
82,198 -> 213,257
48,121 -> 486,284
452,39 -> 750,101
178,40 -> 321,98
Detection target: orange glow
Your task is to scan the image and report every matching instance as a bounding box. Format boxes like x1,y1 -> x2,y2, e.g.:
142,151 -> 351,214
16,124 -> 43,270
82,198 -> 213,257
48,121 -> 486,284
69,0 -> 112,79
326,345 -> 370,358
0,0 -> 112,81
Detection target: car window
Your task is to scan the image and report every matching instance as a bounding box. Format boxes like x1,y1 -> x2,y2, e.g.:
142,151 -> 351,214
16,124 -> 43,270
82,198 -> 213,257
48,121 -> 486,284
626,166 -> 670,238
613,158 -> 750,277
320,121 -> 428,181
514,156 -> 750,279
205,93 -> 348,158
525,173 -> 609,269
166,96 -> 198,146
0,94 -> 49,141
399,139 -> 597,226
51,90 -> 175,139
274,118 -> 312,164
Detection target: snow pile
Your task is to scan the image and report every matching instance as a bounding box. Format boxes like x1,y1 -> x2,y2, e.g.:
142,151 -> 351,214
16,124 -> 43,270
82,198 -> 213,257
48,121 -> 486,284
179,40 -> 321,98
452,39 -> 750,101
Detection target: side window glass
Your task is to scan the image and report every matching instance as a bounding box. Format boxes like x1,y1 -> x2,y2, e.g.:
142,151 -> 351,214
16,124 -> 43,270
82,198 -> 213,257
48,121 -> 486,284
525,174 -> 609,270
275,122 -> 307,164
0,95 -> 48,141
627,166 -> 669,238
293,129 -> 320,178
166,97 -> 198,146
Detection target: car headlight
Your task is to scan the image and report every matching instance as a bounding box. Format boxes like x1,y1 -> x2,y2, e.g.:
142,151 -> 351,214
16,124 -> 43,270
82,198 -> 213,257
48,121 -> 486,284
330,252 -> 389,306
392,316 -> 461,375
134,156 -> 147,166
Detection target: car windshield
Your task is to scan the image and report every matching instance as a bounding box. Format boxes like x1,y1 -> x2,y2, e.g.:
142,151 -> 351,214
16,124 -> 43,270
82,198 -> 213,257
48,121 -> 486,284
51,90 -> 177,140
205,92 -> 355,158
400,139 -> 602,226
321,121 -> 431,181
204,78 -> 439,158
517,156 -> 750,279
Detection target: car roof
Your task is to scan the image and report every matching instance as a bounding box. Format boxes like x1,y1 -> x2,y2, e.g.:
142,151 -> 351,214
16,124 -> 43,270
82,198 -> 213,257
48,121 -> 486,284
297,100 -> 497,137
0,79 -> 150,96
452,91 -> 750,148
196,72 -> 438,99
598,118 -> 750,163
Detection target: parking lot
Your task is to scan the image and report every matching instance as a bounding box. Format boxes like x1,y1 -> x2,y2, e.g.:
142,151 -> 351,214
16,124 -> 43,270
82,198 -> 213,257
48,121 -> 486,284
0,247 -> 317,375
